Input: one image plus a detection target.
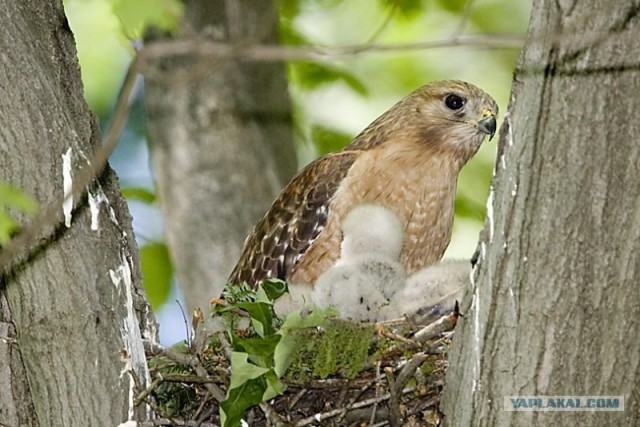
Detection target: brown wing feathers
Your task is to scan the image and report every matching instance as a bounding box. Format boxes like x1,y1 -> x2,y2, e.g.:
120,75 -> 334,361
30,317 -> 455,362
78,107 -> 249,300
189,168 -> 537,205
228,151 -> 358,287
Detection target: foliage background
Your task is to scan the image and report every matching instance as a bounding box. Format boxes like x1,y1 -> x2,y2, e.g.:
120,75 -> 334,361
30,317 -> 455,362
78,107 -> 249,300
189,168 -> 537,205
63,0 -> 531,345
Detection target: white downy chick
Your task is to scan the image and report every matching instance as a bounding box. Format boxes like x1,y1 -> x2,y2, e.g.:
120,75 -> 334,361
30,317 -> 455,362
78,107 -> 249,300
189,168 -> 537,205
339,203 -> 405,262
384,259 -> 470,323
312,204 -> 406,321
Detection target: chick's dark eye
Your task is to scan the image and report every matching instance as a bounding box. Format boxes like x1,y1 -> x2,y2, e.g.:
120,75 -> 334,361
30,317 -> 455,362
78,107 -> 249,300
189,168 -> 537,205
445,94 -> 465,111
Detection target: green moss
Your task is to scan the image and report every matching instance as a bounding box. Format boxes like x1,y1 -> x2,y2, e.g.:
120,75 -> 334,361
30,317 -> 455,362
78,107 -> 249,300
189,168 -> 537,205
420,356 -> 439,376
284,328 -> 319,384
284,319 -> 374,383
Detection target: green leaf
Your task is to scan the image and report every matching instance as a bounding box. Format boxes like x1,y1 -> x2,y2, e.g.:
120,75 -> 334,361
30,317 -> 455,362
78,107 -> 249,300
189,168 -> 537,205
279,20 -> 311,46
311,124 -> 353,155
235,301 -> 275,338
434,0 -> 466,13
273,306 -> 337,377
220,352 -> 277,426
0,181 -> 39,245
292,62 -> 368,95
234,335 -> 281,368
0,211 -> 18,245
221,352 -> 286,426
0,181 -> 38,213
140,243 -> 173,310
263,369 -> 286,400
278,0 -> 301,21
379,0 -> 425,17
111,0 -> 183,38
261,279 -> 289,302
228,351 -> 269,389
220,376 -> 265,427
254,285 -> 271,304
454,194 -> 485,220
121,187 -> 157,203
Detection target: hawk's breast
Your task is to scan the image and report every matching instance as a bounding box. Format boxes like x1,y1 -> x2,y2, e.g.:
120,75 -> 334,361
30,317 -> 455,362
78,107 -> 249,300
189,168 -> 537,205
290,143 -> 459,285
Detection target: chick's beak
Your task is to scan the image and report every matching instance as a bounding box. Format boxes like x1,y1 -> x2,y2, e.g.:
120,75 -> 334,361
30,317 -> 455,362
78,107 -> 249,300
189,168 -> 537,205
477,109 -> 497,140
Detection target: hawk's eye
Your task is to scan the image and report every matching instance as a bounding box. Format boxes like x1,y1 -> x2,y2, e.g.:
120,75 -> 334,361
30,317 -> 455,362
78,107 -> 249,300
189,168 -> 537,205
444,94 -> 465,111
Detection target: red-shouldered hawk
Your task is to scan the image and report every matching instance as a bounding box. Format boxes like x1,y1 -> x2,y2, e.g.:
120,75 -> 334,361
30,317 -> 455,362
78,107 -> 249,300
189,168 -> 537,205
228,80 -> 497,291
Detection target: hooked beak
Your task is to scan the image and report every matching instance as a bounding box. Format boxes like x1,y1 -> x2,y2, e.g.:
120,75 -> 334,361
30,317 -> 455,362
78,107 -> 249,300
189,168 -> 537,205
477,109 -> 497,141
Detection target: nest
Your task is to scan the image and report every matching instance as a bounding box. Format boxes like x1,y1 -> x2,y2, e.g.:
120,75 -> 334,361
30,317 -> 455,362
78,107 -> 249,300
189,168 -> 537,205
133,281 -> 458,427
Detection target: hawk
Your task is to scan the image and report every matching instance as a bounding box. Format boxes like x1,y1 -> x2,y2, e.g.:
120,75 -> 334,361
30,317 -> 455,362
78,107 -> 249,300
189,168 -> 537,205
228,80 -> 497,295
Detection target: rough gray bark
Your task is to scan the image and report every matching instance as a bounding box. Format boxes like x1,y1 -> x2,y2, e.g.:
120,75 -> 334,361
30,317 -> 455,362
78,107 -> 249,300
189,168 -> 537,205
442,1 -> 640,425
0,1 -> 155,425
145,0 -> 297,314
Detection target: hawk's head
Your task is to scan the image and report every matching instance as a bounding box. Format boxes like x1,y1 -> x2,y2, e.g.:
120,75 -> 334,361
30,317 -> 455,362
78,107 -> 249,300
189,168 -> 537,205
350,80 -> 498,165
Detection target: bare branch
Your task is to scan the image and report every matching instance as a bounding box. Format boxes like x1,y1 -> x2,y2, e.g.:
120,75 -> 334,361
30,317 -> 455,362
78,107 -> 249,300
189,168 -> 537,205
137,33 -> 526,70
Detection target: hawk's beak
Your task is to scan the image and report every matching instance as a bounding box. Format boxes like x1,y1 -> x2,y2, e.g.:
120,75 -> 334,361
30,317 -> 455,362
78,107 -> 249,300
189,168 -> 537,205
477,109 -> 497,141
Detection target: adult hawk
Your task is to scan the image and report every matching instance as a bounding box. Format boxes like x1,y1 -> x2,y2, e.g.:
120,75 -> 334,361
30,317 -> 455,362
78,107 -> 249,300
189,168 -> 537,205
228,80 -> 497,292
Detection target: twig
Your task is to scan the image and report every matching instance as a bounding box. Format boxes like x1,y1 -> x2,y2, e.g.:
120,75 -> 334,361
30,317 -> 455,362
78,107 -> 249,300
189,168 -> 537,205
195,404 -> 217,427
129,365 -> 143,392
413,311 -> 458,342
216,330 -> 234,360
394,352 -> 429,394
294,386 -> 417,426
131,370 -> 175,424
140,30 -> 640,86
160,348 -> 226,402
288,388 -> 306,411
193,394 -> 213,424
336,387 -> 349,408
160,347 -> 196,365
134,377 -> 163,407
303,377 -> 374,389
336,376 -> 377,424
160,374 -> 220,384
384,367 -> 402,427
176,300 -> 191,348
138,420 -> 218,427
260,401 -> 291,426
376,317 -> 409,328
370,361 -> 383,425
406,395 -> 440,417
380,329 -> 421,348
190,365 -> 225,402
137,33 -> 526,71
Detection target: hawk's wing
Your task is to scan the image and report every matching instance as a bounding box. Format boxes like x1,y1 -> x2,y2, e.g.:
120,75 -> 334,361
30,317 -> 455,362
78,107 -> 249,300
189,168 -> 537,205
228,151 -> 359,287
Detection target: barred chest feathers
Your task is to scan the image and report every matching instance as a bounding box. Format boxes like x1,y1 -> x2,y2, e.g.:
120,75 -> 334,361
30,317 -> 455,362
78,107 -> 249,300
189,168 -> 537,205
289,141 -> 460,285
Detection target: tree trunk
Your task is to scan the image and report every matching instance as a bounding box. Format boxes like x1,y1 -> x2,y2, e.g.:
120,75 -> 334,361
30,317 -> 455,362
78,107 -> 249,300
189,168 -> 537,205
442,1 -> 640,425
145,0 -> 297,314
0,1 -> 155,425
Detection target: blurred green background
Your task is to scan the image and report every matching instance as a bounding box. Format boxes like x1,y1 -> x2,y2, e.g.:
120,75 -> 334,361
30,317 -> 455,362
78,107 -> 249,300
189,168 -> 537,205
64,0 -> 531,344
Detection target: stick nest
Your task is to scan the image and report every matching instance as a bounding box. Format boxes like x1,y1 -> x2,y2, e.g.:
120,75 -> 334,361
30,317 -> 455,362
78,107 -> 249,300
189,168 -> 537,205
133,281 -> 458,427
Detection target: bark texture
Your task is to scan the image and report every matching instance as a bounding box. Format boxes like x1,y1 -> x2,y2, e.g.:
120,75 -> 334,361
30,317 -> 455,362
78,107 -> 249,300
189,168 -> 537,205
442,1 -> 640,425
0,1 -> 155,425
145,0 -> 297,313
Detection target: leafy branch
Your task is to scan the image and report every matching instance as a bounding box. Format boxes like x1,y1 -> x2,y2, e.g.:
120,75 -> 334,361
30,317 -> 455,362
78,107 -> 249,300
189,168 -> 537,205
214,280 -> 336,426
